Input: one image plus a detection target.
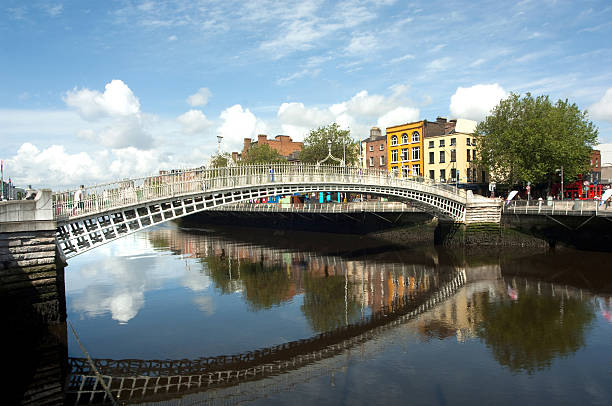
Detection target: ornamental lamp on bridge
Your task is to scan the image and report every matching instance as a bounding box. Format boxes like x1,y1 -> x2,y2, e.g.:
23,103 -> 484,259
316,139 -> 345,168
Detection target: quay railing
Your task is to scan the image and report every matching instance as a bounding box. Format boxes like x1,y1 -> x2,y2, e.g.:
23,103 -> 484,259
503,199 -> 612,216
52,164 -> 467,221
210,201 -> 424,213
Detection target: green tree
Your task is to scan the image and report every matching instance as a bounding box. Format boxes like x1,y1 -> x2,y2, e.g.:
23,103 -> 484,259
209,152 -> 232,168
240,143 -> 286,165
475,93 -> 598,189
299,123 -> 358,165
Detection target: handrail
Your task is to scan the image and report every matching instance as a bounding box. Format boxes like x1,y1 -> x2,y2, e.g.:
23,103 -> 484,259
52,164 -> 467,220
502,199 -> 612,216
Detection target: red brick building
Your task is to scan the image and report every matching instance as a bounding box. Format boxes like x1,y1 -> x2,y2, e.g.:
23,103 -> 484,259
242,134 -> 304,159
363,127 -> 387,169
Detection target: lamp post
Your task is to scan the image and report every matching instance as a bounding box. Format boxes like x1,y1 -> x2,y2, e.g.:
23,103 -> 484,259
556,166 -> 564,200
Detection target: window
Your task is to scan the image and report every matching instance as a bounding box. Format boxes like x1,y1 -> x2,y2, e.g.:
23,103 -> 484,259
413,164 -> 421,176
379,144 -> 384,151
369,156 -> 374,166
369,145 -> 373,152
440,169 -> 446,182
473,168 -> 477,182
391,136 -> 398,146
439,139 -> 445,147
429,151 -> 434,164
451,149 -> 456,162
439,151 -> 445,163
466,138 -> 471,146
391,149 -> 398,162
380,155 -> 385,166
401,148 -> 409,161
451,168 -> 457,181
472,138 -> 477,146
481,170 -> 486,182
401,133 -> 409,144
412,146 -> 420,161
450,138 -> 456,146
467,149 -> 471,162
402,167 -> 409,177
429,170 -> 435,180
466,170 -> 471,182
473,149 -> 477,161
428,140 -> 434,148
412,131 -> 420,143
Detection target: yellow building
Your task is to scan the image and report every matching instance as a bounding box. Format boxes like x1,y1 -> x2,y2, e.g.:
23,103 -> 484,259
386,121 -> 426,177
424,118 -> 488,188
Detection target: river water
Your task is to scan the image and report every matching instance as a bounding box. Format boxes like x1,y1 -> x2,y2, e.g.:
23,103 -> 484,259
62,222 -> 612,405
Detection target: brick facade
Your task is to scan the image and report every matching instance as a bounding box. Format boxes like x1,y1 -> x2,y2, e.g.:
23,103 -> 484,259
242,135 -> 304,159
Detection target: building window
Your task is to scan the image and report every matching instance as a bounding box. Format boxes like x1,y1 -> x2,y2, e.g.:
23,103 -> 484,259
413,164 -> 420,176
401,133 -> 409,144
439,139 -> 445,147
401,148 -> 409,161
379,144 -> 384,151
451,149 -> 456,162
412,147 -> 420,161
467,149 -> 471,162
450,138 -> 456,146
481,170 -> 486,182
466,170 -> 471,182
429,151 -> 434,164
466,138 -> 471,146
412,131 -> 420,143
380,156 -> 385,166
428,140 -> 434,148
473,150 -> 477,161
451,168 -> 457,181
472,138 -> 477,146
439,151 -> 445,163
391,149 -> 398,162
369,156 -> 374,166
440,169 -> 446,182
402,167 -> 410,177
391,136 -> 398,146
429,170 -> 435,180
473,168 -> 477,182
369,145 -> 373,152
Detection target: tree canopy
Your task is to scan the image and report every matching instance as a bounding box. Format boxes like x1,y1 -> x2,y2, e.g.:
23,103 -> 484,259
474,93 -> 598,187
240,143 -> 286,165
299,123 -> 359,165
209,152 -> 232,168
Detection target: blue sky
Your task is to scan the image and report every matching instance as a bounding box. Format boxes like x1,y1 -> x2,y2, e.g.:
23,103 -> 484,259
2,0 -> 612,188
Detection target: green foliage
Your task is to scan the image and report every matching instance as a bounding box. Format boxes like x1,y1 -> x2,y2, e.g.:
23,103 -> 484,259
300,123 -> 359,165
240,143 -> 286,165
475,93 -> 598,186
477,290 -> 594,373
210,152 -> 232,168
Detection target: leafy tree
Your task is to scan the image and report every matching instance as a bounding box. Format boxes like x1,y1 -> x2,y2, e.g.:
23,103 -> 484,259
209,152 -> 232,168
474,93 -> 598,189
240,143 -> 286,165
299,123 -> 358,165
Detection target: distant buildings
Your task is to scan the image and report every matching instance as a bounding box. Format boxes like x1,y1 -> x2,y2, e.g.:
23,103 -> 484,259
361,127 -> 386,170
241,134 -> 304,160
1,180 -> 25,200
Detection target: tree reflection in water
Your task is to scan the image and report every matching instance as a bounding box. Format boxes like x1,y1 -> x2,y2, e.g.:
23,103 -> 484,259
476,287 -> 595,373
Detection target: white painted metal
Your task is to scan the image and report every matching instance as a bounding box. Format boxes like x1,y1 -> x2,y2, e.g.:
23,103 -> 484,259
52,164 -> 468,257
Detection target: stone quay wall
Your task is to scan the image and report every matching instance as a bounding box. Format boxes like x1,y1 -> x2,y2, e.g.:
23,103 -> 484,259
0,190 -> 66,324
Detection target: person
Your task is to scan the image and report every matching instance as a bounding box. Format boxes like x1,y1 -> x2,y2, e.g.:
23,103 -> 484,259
268,166 -> 274,182
538,196 -> 543,209
72,185 -> 84,214
606,196 -> 611,210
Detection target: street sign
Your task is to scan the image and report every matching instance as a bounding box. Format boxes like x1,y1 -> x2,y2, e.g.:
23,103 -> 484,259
489,182 -> 496,192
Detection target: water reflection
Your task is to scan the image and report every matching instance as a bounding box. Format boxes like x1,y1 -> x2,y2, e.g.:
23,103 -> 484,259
55,224 -> 612,404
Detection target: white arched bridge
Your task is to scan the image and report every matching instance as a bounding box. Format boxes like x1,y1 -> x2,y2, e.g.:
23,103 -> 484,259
52,164 -> 496,258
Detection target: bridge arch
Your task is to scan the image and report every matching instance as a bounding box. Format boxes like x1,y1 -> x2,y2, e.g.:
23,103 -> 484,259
53,165 -> 467,258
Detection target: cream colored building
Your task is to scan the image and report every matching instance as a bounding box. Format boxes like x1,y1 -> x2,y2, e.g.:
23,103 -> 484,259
424,118 -> 488,191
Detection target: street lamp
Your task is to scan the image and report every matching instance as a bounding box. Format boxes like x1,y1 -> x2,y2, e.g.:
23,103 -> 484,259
556,166 -> 564,200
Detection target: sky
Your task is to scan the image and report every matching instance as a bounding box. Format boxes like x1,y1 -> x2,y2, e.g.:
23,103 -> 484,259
2,0 -> 612,189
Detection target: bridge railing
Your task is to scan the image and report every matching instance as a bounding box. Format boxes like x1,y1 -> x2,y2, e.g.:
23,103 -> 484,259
503,199 -> 612,216
52,164 -> 465,220
210,201 -> 423,213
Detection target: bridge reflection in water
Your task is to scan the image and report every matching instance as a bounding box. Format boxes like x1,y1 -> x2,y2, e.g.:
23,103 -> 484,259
60,226 -> 606,405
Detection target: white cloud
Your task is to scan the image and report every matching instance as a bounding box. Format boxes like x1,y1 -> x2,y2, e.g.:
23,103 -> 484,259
377,107 -> 420,131
168,34 -> 178,41
345,34 -> 378,55
187,87 -> 212,107
449,83 -> 508,121
217,104 -> 258,151
64,79 -> 141,120
588,88 -> 612,122
178,109 -> 212,134
426,57 -> 452,72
